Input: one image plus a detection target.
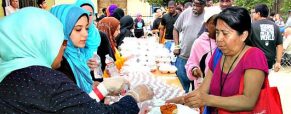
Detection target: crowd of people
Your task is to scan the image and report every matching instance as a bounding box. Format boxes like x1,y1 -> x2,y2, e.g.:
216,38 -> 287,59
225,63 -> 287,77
0,0 -> 290,113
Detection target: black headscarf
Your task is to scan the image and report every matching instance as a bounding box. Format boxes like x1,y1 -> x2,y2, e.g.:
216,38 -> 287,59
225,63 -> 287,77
120,15 -> 134,30
116,15 -> 134,47
112,8 -> 125,20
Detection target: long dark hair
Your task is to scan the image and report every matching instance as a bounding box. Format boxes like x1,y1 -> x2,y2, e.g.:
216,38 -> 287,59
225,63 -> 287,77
215,6 -> 253,46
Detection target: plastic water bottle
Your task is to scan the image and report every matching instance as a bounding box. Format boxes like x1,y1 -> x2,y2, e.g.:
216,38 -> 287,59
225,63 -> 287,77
105,54 -> 120,77
93,52 -> 103,82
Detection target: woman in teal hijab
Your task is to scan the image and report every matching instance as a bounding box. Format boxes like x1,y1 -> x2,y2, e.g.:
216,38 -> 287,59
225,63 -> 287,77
0,7 -> 143,113
50,4 -> 95,95
75,0 -> 103,81
51,5 -> 149,104
0,7 -> 64,82
75,0 -> 101,60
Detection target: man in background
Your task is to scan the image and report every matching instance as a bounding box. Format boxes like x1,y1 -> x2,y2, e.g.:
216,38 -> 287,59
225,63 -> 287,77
97,8 -> 107,22
251,4 -> 283,72
173,0 -> 206,93
159,0 -> 179,49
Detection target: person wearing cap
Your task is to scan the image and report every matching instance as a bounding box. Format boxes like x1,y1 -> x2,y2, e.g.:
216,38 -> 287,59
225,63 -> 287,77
250,4 -> 283,72
196,0 -> 233,38
173,0 -> 206,93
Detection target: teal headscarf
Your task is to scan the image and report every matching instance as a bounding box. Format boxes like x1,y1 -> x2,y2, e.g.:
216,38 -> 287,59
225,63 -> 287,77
0,7 -> 64,82
50,4 -> 93,94
75,0 -> 101,60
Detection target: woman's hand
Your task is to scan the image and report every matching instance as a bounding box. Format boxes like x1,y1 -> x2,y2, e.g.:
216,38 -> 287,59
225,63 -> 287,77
165,96 -> 185,104
87,58 -> 98,71
184,90 -> 208,108
192,67 -> 203,78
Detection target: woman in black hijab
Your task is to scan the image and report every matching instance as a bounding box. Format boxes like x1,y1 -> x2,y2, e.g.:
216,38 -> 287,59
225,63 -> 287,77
116,15 -> 134,47
112,8 -> 125,20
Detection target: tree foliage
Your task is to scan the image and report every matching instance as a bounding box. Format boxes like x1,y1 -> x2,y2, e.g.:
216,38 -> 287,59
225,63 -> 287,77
280,0 -> 291,16
235,0 -> 290,19
147,0 -> 190,6
234,0 -> 273,11
147,0 -> 290,17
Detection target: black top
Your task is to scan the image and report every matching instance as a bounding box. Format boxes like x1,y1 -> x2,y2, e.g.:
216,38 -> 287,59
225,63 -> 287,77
57,57 -> 77,83
134,18 -> 145,30
161,13 -> 179,40
57,56 -> 103,82
152,18 -> 162,30
112,8 -> 125,20
116,15 -> 134,47
0,66 -> 139,114
98,31 -> 116,71
134,19 -> 145,38
250,19 -> 283,69
117,28 -> 134,47
267,17 -> 275,22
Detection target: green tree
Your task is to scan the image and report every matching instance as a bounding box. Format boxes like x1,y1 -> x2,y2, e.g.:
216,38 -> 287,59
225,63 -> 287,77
147,0 -> 290,18
234,0 -> 273,11
147,0 -> 190,6
280,0 -> 291,20
234,0 -> 290,19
